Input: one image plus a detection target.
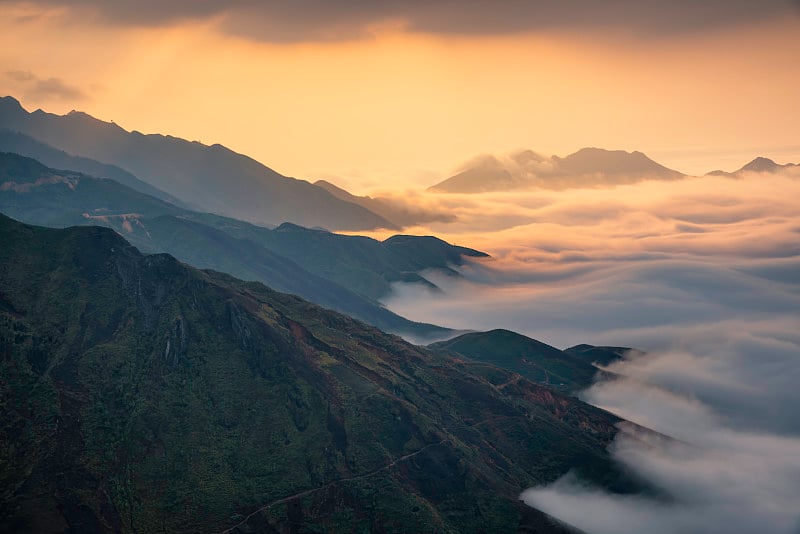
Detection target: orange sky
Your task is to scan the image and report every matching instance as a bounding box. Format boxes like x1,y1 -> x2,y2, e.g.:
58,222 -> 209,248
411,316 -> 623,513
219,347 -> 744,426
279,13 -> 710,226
1,3 -> 799,192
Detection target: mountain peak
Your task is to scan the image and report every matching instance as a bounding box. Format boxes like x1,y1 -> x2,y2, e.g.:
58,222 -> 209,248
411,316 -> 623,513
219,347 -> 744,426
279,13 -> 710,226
554,147 -> 682,179
740,156 -> 779,173
0,95 -> 22,108
429,146 -> 684,193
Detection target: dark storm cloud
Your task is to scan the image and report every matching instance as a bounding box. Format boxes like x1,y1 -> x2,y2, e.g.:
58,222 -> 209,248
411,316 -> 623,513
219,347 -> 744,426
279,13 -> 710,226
9,0 -> 799,41
5,70 -> 87,100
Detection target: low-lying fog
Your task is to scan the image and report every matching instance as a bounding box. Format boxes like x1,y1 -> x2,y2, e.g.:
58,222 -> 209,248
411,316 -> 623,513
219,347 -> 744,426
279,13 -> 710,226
381,171 -> 800,533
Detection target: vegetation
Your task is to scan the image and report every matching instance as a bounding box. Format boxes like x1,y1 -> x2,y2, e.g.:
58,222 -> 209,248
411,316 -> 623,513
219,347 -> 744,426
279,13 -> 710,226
0,215 -> 633,532
429,329 -> 629,394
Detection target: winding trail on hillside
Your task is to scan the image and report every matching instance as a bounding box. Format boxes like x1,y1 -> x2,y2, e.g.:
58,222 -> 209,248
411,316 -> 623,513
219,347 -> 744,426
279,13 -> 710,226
220,439 -> 449,533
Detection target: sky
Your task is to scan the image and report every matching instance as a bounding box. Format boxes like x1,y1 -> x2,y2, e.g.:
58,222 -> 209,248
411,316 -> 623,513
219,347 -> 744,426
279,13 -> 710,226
1,1 -> 800,190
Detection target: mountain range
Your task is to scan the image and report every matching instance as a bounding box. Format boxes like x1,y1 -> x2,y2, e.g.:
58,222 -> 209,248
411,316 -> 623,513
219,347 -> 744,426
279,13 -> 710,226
429,147 -> 686,193
0,152 -> 487,338
0,214 -> 640,532
706,156 -> 799,178
0,96 -> 396,231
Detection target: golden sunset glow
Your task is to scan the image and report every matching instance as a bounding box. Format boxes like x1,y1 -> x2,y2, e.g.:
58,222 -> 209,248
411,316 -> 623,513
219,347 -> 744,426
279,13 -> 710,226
2,4 -> 799,189
2,3 -> 800,533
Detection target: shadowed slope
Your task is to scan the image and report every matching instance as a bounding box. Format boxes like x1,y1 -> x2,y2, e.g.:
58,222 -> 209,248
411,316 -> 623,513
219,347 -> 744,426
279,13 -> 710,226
0,214 -> 636,532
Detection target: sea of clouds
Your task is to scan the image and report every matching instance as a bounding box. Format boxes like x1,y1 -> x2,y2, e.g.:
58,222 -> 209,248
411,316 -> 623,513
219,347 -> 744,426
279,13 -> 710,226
381,170 -> 800,533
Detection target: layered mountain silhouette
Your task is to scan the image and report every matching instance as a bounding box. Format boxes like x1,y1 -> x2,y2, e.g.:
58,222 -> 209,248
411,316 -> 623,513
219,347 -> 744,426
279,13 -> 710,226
0,152 -> 488,338
0,96 -> 396,231
429,147 -> 685,193
706,156 -> 799,178
0,214 -> 639,532
0,128 -> 187,207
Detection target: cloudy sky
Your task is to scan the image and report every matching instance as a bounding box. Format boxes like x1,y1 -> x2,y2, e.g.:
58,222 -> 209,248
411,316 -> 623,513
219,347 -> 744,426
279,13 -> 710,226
1,1 -> 799,187
3,4 -> 799,532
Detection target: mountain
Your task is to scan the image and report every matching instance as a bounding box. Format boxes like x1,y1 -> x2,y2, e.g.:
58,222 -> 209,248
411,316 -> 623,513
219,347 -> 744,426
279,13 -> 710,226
314,178 -> 456,227
564,344 -> 639,367
0,214 -> 637,532
428,155 -> 523,193
0,153 -> 452,338
382,234 -> 489,270
429,329 -> 617,393
706,156 -> 799,178
0,152 -> 485,303
0,152 -> 489,337
0,129 -> 186,207
243,223 -> 488,301
429,147 -> 685,193
0,96 -> 396,231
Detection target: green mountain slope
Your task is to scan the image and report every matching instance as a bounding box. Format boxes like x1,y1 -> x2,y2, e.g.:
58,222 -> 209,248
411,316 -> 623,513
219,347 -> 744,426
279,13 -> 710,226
0,214 -> 634,532
430,329 -> 611,393
0,96 -> 396,231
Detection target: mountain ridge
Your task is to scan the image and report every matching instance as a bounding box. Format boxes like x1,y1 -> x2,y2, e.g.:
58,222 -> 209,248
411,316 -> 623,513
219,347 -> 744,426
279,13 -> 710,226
0,152 -> 483,337
429,147 -> 685,193
0,96 -> 396,231
706,156 -> 798,177
428,329 -> 627,393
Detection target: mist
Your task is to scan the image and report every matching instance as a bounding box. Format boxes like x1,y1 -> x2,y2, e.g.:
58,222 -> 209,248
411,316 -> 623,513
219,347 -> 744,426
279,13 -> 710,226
381,170 -> 800,533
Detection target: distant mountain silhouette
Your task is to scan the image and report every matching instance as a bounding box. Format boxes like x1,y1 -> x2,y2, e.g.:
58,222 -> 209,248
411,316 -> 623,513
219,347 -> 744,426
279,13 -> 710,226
315,179 -> 455,227
429,147 -> 685,193
0,128 -> 185,207
0,96 -> 395,231
706,156 -> 798,178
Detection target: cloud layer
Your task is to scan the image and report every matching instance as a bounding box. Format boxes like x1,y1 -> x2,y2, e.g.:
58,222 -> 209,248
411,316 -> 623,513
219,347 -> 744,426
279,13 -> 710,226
522,326 -> 800,533
381,170 -> 800,532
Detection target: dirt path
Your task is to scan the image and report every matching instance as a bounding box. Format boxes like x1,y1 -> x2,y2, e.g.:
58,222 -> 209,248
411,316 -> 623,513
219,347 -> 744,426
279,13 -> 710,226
495,374 -> 522,391
219,439 -> 448,533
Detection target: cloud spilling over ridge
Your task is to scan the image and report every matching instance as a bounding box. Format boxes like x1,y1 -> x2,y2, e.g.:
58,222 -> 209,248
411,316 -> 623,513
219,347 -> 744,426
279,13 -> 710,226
4,0 -> 799,42
381,170 -> 800,533
523,421 -> 800,533
522,326 -> 800,533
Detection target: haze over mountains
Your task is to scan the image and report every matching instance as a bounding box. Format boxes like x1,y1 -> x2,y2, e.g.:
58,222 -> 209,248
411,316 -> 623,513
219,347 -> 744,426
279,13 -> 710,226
706,156 -> 799,178
0,151 -> 485,339
315,179 -> 457,227
429,148 -> 686,193
0,96 -> 396,231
